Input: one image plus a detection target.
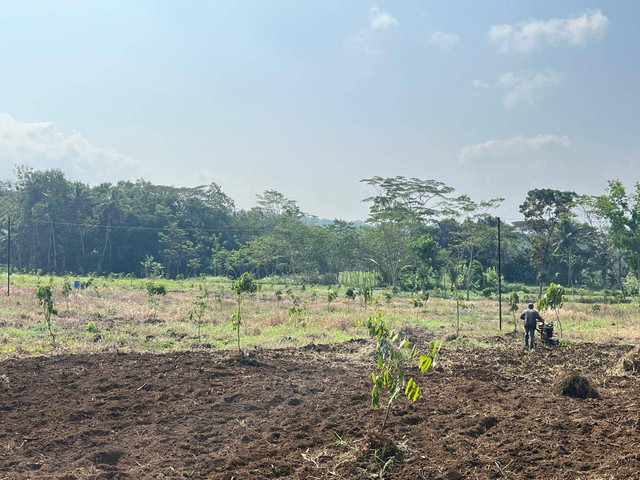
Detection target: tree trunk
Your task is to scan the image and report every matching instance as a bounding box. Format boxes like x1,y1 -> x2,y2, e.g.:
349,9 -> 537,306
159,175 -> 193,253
465,249 -> 474,301
50,218 -> 57,270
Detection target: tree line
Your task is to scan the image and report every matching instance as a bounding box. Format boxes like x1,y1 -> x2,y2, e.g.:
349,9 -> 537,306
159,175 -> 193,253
0,167 -> 638,297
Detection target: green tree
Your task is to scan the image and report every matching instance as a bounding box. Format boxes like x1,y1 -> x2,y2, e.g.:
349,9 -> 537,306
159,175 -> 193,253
596,181 -> 640,286
520,189 -> 576,297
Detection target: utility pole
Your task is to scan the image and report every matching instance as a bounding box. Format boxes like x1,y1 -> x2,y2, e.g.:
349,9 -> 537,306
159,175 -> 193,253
497,217 -> 502,330
7,216 -> 10,297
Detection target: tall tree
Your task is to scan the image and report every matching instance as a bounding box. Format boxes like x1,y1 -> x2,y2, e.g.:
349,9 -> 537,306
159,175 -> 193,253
520,189 -> 576,297
596,180 -> 640,285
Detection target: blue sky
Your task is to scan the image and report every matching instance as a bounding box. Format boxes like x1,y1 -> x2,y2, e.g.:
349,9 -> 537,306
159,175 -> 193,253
0,1 -> 638,221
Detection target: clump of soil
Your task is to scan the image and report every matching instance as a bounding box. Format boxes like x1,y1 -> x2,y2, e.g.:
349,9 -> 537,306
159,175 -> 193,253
359,430 -> 400,463
622,347 -> 640,373
467,415 -> 499,437
557,372 -> 599,399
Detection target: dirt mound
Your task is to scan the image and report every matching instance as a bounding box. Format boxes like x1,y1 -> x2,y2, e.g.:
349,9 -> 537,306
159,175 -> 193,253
557,372 -> 600,399
360,430 -> 400,461
622,347 -> 640,373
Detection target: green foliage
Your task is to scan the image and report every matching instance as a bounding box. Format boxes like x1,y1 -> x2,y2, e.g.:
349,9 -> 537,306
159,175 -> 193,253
589,304 -> 601,314
361,286 -> 373,305
345,287 -> 356,301
275,289 -> 283,301
327,289 -> 338,306
539,283 -> 565,337
85,322 -> 99,334
146,282 -> 167,296
538,283 -> 565,313
233,273 -> 258,296
288,299 -> 307,327
624,271 -> 639,296
36,284 -> 58,346
358,311 -> 438,433
508,292 -> 519,313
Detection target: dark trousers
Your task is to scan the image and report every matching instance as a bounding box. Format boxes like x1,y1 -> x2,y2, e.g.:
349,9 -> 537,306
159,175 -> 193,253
524,326 -> 536,349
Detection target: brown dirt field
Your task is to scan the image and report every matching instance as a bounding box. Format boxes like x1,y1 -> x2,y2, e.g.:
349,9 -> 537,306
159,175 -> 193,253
1,339 -> 639,479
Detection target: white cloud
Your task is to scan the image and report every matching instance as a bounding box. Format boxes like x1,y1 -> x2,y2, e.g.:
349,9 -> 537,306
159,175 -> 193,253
460,134 -> 571,161
346,5 -> 398,55
471,79 -> 491,88
0,113 -> 139,183
489,9 -> 609,53
428,31 -> 459,50
369,6 -> 398,30
497,70 -> 563,107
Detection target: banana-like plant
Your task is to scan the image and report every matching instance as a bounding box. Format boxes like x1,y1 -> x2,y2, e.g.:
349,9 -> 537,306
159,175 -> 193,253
358,311 -> 438,433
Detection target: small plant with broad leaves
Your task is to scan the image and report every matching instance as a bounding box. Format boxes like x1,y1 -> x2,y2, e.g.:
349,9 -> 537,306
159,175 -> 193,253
85,321 -> 99,334
189,287 -> 209,341
357,311 -> 438,433
230,273 -> 258,352
275,289 -> 283,301
36,284 -> 58,347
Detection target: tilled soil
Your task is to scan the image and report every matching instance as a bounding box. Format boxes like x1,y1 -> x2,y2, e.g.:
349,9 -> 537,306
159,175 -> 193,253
1,338 -> 639,479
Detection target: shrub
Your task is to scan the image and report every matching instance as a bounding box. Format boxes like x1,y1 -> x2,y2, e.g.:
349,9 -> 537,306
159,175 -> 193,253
146,282 -> 167,296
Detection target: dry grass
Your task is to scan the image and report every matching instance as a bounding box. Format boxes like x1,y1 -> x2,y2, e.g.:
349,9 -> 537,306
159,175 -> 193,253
0,281 -> 638,358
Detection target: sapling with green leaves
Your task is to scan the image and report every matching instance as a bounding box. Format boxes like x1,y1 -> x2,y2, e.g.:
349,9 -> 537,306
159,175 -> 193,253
189,287 -> 209,341
508,292 -> 519,332
538,282 -> 565,337
346,287 -> 356,311
361,286 -> 373,309
411,297 -> 423,322
36,284 -> 58,347
230,273 -> 258,352
358,311 -> 438,434
61,277 -> 72,310
327,289 -> 337,310
455,293 -> 468,337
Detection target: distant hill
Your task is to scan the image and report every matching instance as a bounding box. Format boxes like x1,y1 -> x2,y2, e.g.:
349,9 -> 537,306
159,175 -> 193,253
302,217 -> 366,228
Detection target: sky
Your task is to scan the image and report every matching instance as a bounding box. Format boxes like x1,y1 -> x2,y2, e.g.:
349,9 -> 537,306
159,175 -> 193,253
0,0 -> 639,222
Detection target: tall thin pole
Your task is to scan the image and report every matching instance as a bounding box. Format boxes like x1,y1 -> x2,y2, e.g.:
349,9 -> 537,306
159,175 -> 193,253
497,217 -> 502,330
7,216 -> 10,297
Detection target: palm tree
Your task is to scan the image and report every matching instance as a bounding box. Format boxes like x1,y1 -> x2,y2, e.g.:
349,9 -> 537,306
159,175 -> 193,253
553,215 -> 583,294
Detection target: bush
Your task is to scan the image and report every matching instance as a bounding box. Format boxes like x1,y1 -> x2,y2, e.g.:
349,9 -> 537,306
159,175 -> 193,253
624,272 -> 639,296
146,282 -> 167,296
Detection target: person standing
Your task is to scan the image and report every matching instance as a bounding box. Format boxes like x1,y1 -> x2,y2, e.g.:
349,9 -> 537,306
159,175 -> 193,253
520,303 -> 544,349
